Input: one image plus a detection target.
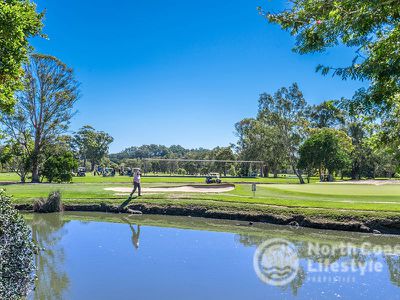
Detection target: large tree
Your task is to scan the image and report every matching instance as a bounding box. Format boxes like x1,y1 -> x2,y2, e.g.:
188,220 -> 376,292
309,100 -> 344,129
1,54 -> 80,182
257,83 -> 310,183
261,0 -> 400,107
0,0 -> 43,113
298,128 -> 353,180
73,125 -> 114,171
235,118 -> 286,177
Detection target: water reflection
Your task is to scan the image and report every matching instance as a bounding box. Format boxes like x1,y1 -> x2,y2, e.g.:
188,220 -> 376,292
121,217 -> 141,250
386,255 -> 400,287
29,213 -> 70,300
24,212 -> 400,299
242,232 -> 400,297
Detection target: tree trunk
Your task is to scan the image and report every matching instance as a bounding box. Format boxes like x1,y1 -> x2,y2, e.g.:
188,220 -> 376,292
31,149 -> 40,183
263,165 -> 269,178
273,169 -> 278,178
31,130 -> 41,183
293,165 -> 305,184
20,172 -> 26,183
91,161 -> 95,172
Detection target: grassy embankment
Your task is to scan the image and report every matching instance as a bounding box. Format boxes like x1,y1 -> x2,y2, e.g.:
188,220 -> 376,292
2,172 -> 400,232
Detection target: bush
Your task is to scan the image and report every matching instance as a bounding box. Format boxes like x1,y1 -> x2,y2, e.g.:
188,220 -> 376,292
176,168 -> 187,175
42,151 -> 78,183
33,191 -> 63,213
0,189 -> 35,299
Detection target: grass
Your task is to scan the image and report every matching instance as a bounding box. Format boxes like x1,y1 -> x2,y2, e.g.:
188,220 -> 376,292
3,171 -> 400,227
3,177 -> 400,215
0,172 -> 312,184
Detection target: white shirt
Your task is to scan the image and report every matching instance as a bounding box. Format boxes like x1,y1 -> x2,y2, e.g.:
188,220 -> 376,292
134,174 -> 141,183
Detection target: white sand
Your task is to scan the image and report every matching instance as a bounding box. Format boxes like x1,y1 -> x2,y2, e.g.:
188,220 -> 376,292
105,185 -> 234,194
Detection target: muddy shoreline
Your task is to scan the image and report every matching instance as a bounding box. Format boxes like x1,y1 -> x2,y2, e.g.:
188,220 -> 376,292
14,202 -> 400,235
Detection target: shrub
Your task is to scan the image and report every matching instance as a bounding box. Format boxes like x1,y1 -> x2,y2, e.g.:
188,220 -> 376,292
176,168 -> 187,175
42,151 -> 78,183
0,189 -> 35,299
33,191 -> 63,213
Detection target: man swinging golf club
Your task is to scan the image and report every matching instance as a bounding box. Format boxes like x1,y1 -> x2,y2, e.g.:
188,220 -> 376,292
129,169 -> 142,198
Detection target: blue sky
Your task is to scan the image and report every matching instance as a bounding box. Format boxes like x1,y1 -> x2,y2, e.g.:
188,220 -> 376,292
32,0 -> 365,153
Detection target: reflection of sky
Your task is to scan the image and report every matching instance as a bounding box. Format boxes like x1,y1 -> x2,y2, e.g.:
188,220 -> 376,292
31,219 -> 400,300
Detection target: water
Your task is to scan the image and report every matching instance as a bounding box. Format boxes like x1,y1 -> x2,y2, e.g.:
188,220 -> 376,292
25,212 -> 400,300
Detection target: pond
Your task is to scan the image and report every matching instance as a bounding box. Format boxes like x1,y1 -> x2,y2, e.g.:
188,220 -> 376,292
26,212 -> 400,300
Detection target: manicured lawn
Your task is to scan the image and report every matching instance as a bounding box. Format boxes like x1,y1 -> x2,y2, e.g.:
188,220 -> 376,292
3,180 -> 400,214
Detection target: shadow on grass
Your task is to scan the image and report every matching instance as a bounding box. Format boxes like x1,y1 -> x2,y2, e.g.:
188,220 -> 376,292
119,196 -> 138,209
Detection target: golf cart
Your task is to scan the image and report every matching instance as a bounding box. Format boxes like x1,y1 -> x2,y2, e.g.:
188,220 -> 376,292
102,167 -> 116,177
205,173 -> 221,184
77,167 -> 86,177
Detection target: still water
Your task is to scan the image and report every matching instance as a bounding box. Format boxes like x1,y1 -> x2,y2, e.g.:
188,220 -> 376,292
26,212 -> 400,300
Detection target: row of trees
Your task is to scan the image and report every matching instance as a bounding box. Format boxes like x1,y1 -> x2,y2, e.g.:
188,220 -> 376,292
110,145 -> 239,176
235,83 -> 400,183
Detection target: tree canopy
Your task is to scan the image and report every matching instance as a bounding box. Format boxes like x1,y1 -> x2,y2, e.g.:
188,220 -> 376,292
0,0 -> 43,113
1,54 -> 80,182
73,125 -> 114,171
261,0 -> 400,107
298,128 -> 353,179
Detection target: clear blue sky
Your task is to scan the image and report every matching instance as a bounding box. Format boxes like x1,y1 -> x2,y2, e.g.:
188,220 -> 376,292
32,0 -> 365,153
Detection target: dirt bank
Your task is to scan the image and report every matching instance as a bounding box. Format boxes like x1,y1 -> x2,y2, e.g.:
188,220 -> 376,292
15,202 -> 400,235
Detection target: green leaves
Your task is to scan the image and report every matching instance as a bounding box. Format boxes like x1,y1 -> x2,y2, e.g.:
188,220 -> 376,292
262,0 -> 400,106
0,189 -> 35,299
0,0 -> 43,113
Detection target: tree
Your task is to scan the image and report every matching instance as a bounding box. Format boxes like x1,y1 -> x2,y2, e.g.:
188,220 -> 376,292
212,146 -> 236,176
0,0 -> 44,113
298,128 -> 353,181
42,151 -> 77,183
257,83 -> 310,183
1,54 -> 80,183
0,107 -> 33,182
235,118 -> 286,177
309,100 -> 344,129
1,142 -> 32,183
73,125 -> 113,171
261,0 -> 400,107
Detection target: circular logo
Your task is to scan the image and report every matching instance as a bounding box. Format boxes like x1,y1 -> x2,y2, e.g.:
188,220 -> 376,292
253,238 -> 299,286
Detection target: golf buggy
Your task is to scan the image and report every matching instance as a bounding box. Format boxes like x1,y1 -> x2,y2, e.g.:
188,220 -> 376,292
102,167 -> 116,177
77,167 -> 86,177
205,173 -> 222,184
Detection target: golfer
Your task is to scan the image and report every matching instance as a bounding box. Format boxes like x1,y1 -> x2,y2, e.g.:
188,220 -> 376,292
129,170 -> 142,198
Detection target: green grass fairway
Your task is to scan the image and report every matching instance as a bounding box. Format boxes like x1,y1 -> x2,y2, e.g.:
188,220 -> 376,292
3,180 -> 400,215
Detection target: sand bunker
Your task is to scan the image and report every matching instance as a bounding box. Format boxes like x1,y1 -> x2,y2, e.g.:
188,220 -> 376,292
105,184 -> 235,194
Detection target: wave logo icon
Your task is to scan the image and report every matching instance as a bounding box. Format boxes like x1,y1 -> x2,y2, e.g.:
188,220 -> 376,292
253,238 -> 299,286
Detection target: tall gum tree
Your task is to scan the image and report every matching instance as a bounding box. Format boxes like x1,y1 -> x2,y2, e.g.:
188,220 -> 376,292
1,54 -> 80,183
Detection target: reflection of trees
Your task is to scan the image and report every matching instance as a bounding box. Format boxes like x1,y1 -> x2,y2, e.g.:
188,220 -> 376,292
236,233 -> 398,295
30,213 -> 70,300
385,255 -> 400,287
